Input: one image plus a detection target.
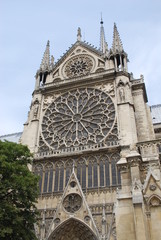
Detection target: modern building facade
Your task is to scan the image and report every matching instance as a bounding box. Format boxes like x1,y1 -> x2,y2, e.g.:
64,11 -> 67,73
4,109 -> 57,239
20,21 -> 161,240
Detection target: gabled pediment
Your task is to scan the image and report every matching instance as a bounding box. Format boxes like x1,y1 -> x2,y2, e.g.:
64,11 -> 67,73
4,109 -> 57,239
143,171 -> 161,195
50,41 -> 105,83
47,168 -> 100,240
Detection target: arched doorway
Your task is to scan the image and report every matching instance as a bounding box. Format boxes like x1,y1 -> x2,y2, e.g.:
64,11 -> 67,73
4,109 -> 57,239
48,218 -> 98,240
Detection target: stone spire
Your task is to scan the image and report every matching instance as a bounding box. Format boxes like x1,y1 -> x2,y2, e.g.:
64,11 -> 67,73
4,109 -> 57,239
40,40 -> 50,71
112,23 -> 123,53
77,27 -> 82,41
100,16 -> 108,54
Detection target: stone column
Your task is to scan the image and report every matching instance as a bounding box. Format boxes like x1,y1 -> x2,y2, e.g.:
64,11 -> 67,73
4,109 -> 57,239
127,155 -> 147,240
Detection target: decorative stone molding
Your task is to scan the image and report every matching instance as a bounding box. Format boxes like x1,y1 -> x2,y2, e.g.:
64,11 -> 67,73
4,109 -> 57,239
139,163 -> 149,172
43,93 -> 60,111
94,82 -> 115,98
149,195 -> 161,207
131,78 -> 144,86
137,139 -> 161,157
127,158 -> 141,167
117,164 -> 129,172
89,203 -> 114,214
132,178 -> 143,191
39,208 -> 56,218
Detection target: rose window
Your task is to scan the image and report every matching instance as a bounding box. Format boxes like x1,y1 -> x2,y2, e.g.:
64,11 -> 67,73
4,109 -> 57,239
63,194 -> 82,213
41,88 -> 115,150
64,55 -> 93,77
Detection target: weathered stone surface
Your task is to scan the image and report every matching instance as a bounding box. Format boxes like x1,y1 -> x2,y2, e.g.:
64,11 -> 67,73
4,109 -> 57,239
21,25 -> 161,240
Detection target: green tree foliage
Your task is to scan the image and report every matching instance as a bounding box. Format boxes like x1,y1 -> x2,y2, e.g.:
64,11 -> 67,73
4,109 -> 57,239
0,141 -> 39,240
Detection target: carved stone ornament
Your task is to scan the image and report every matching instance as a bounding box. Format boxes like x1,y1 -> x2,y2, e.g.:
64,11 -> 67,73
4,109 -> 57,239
84,215 -> 90,222
117,164 -> 128,172
149,184 -> 157,191
63,194 -> 82,213
127,157 -> 141,167
149,196 -> 161,207
95,83 -> 115,98
64,55 -> 94,78
33,98 -> 39,119
41,88 -> 116,150
54,218 -> 60,225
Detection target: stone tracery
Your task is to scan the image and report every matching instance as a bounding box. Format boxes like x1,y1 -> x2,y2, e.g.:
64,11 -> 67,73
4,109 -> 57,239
41,88 -> 116,150
64,55 -> 94,77
63,193 -> 82,213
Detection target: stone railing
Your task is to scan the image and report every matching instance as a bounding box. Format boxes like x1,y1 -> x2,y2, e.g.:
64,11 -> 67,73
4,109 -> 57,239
131,78 -> 144,86
39,68 -> 115,90
34,140 -> 120,159
137,139 -> 161,158
89,203 -> 114,214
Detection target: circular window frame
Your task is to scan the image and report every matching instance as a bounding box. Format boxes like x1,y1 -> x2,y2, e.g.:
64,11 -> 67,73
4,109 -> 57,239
62,54 -> 95,78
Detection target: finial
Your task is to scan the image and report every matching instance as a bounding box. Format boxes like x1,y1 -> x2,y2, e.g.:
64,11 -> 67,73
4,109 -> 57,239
40,40 -> 50,71
77,27 -> 82,41
99,15 -> 108,54
112,23 -> 123,53
140,74 -> 144,81
100,12 -> 103,24
51,55 -> 54,66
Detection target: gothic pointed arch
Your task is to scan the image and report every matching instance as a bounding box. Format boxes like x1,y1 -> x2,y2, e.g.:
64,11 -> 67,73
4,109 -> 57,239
34,163 -> 43,192
48,218 -> 98,240
43,162 -> 54,193
148,194 -> 161,207
77,157 -> 86,189
54,161 -> 64,192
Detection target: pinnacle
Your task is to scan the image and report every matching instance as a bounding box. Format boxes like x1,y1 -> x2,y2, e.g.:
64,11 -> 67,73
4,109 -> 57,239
77,27 -> 82,41
99,16 -> 108,54
112,23 -> 123,53
40,40 -> 50,71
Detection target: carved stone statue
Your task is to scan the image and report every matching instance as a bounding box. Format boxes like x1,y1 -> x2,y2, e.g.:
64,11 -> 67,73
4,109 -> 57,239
33,99 -> 39,119
119,87 -> 125,102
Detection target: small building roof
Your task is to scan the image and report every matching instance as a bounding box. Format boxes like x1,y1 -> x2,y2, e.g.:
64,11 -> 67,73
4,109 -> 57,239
0,132 -> 22,143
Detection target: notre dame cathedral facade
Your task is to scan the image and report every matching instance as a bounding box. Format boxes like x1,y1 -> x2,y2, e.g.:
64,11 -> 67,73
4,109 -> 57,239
21,21 -> 161,240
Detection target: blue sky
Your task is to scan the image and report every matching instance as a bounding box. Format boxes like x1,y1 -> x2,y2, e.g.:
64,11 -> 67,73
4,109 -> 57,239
0,0 -> 161,135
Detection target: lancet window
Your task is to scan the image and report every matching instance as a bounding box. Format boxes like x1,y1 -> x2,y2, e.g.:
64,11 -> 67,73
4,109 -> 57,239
43,163 -> 53,193
88,157 -> 98,188
77,158 -> 86,189
34,164 -> 43,193
54,161 -> 64,192
34,153 -> 121,194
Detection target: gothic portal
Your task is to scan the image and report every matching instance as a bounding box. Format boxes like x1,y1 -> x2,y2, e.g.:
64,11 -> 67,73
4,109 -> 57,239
21,21 -> 161,240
